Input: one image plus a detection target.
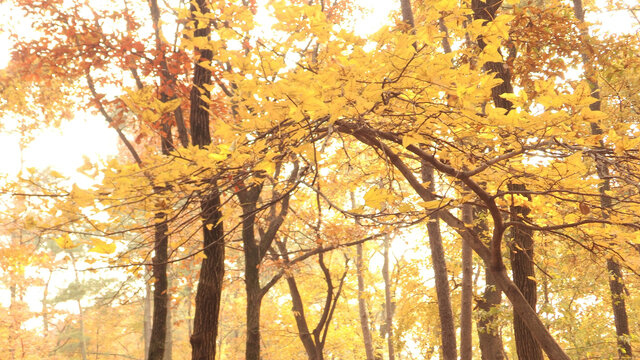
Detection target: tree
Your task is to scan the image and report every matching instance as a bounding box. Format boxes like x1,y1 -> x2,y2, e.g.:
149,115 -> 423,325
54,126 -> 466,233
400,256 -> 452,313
3,0 -> 640,359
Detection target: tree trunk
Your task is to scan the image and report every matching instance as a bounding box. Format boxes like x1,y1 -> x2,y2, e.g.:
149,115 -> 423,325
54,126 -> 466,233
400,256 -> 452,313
245,287 -> 262,360
357,242 -> 376,360
382,233 -> 396,360
607,259 -> 632,358
477,269 -> 505,360
190,189 -> 225,360
164,273 -> 173,360
189,0 -> 225,359
148,216 -> 169,360
471,205 -> 505,360
239,186 -> 263,360
460,203 -> 474,360
470,1 -> 544,357
285,273 -> 320,360
144,270 -> 153,359
422,165 -> 458,360
400,1 -> 457,357
571,1 -> 632,357
508,183 -> 543,360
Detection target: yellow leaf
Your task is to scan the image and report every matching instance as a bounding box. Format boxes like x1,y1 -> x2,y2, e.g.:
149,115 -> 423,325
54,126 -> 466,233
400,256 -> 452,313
254,159 -> 276,177
70,184 -> 94,207
419,200 -> 444,209
480,43 -> 504,63
89,238 -> 116,254
158,98 -> 182,114
363,187 -> 386,210
208,153 -> 227,161
206,223 -> 214,230
49,170 -> 65,178
55,236 -> 78,250
402,134 -> 422,148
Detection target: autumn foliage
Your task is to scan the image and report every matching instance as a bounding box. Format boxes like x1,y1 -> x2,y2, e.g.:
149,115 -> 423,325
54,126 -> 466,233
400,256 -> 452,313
1,0 -> 640,359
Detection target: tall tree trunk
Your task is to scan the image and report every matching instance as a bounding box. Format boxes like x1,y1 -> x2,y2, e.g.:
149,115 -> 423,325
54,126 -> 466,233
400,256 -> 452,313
382,233 -> 396,360
357,242 -> 376,360
607,259 -> 632,358
144,270 -> 153,359
190,189 -> 225,360
473,205 -> 505,360
460,203 -> 474,360
239,186 -> 263,360
477,269 -> 505,360
187,283 -> 193,339
422,166 -> 458,360
164,272 -> 173,360
571,1 -> 632,357
508,184 -> 543,360
189,1 -> 224,358
398,0 -> 457,356
285,272 -> 319,360
470,1 -> 543,357
148,215 -> 169,360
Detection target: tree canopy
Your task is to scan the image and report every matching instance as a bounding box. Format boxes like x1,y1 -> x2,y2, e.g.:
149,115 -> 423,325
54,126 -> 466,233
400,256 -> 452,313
1,0 -> 640,359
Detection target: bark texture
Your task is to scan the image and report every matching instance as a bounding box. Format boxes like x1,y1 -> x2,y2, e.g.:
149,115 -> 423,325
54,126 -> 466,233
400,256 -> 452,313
508,184 -> 543,360
238,173 -> 293,360
477,269 -> 505,360
422,166 -> 458,360
190,189 -> 225,360
189,1 -> 224,359
164,274 -> 173,360
460,203 -> 474,360
148,217 -> 169,360
238,186 -> 264,360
